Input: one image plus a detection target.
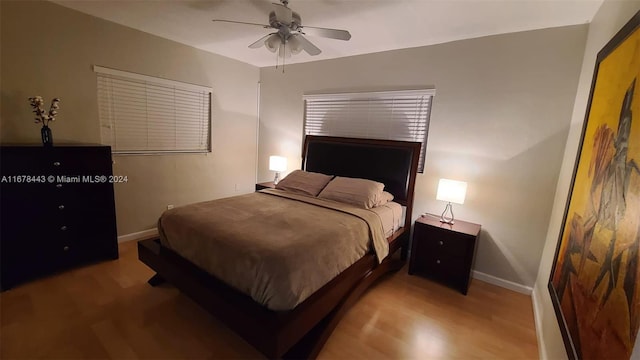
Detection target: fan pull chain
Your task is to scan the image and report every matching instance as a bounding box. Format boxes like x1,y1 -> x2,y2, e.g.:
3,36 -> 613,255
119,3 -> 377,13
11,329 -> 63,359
274,41 -> 286,73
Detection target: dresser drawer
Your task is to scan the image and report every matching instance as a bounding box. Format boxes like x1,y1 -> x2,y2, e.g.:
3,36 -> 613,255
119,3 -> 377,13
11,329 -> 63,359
53,184 -> 114,210
49,147 -> 113,174
0,147 -> 53,175
1,220 -> 75,289
49,208 -> 117,259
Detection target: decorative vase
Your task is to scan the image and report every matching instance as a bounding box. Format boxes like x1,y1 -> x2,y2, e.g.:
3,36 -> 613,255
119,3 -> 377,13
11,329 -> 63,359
41,125 -> 53,147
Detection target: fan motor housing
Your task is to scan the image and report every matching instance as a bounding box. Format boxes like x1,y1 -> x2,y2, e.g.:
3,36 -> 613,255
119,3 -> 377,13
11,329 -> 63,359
269,11 -> 302,30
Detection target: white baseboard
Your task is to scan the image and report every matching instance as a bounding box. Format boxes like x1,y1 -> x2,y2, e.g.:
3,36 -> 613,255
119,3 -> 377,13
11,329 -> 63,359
531,286 -> 548,360
118,228 -> 158,243
472,270 -> 533,295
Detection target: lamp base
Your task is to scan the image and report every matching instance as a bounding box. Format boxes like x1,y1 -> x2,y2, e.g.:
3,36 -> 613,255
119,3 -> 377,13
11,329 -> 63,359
440,202 -> 455,225
273,172 -> 281,185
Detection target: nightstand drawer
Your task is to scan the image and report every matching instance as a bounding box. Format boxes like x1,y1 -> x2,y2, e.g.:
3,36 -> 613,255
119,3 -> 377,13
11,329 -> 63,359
412,248 -> 465,272
418,228 -> 469,255
422,252 -> 466,276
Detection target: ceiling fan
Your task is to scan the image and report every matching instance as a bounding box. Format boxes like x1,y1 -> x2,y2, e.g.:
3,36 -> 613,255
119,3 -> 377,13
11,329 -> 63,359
212,0 -> 351,62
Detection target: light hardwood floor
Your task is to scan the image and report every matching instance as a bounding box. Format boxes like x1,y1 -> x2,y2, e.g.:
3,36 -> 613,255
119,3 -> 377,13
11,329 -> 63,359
1,241 -> 539,359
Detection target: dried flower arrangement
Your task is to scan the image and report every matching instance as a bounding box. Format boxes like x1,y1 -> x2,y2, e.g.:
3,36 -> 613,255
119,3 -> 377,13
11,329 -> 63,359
28,96 -> 60,126
29,96 -> 60,146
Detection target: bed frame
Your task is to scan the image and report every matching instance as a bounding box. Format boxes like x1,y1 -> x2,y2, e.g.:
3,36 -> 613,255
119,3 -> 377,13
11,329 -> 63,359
137,136 -> 421,359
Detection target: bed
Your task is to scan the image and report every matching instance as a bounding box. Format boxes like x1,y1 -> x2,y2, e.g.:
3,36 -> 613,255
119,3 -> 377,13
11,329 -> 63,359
137,135 -> 421,359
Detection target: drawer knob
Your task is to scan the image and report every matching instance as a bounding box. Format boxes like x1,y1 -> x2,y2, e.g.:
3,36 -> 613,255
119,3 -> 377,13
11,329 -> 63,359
56,184 -> 63,188
53,161 -> 61,166
63,246 -> 70,251
436,259 -> 441,264
60,225 -> 67,231
439,241 -> 444,245
58,205 -> 65,210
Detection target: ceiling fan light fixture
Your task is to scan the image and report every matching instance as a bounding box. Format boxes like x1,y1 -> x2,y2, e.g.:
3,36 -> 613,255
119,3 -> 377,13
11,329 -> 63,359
288,35 -> 303,54
264,34 -> 280,53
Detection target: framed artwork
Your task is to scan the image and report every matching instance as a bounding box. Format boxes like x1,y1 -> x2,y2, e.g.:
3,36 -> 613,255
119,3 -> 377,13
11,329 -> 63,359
549,10 -> 640,360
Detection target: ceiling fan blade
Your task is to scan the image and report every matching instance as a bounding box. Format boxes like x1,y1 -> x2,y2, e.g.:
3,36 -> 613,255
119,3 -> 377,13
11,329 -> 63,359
212,19 -> 271,28
295,35 -> 321,56
272,3 -> 292,25
248,33 -> 275,49
301,26 -> 351,41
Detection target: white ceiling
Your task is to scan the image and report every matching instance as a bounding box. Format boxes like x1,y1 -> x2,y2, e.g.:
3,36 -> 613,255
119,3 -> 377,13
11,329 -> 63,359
52,0 -> 603,68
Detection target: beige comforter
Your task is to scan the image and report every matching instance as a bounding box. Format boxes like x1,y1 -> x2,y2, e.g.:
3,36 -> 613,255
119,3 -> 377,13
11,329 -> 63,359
158,189 -> 388,311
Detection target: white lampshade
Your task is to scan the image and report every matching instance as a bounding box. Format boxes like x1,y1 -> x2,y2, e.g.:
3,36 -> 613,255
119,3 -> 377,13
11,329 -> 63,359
288,35 -> 303,55
436,179 -> 467,204
264,34 -> 280,53
269,156 -> 287,172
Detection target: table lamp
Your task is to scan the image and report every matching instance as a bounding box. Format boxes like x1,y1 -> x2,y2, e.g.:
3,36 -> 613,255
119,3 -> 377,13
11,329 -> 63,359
436,178 -> 467,224
269,155 -> 287,184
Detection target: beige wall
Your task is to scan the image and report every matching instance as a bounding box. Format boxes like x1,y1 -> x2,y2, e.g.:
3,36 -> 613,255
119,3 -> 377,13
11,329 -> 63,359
533,1 -> 640,359
258,26 -> 587,289
0,0 -> 260,236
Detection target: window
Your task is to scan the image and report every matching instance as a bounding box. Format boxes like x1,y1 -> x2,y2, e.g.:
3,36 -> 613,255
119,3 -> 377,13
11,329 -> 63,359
94,65 -> 212,154
303,89 -> 435,172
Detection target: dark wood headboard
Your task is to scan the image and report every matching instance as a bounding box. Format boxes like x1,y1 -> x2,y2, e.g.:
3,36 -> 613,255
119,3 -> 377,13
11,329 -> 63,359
302,136 -> 421,228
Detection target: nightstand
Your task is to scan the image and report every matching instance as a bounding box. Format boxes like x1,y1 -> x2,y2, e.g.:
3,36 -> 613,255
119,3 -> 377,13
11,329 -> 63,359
255,181 -> 275,191
409,214 -> 481,295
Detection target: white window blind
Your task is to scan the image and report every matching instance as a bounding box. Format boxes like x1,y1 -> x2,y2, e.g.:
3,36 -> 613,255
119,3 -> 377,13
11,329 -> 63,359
94,65 -> 212,154
303,89 -> 435,172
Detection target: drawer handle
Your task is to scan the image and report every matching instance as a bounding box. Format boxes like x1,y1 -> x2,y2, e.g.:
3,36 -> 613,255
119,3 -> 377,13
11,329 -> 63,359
439,241 -> 444,245
53,161 -> 61,166
60,225 -> 67,231
436,259 -> 441,264
56,184 -> 63,188
58,205 -> 65,210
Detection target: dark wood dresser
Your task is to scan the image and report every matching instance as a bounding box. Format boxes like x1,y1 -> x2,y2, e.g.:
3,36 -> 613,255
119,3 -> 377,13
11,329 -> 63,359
409,214 -> 481,294
0,145 -> 118,290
